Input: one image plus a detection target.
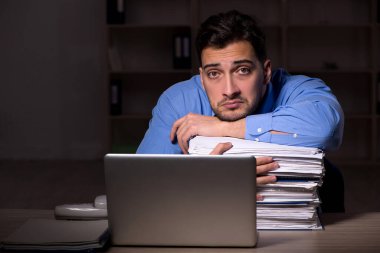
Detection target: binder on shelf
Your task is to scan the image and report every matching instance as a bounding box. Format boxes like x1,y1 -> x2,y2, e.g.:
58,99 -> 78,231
110,79 -> 122,115
173,33 -> 191,69
107,0 -> 125,24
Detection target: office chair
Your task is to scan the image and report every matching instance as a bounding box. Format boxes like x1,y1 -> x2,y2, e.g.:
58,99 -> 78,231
318,158 -> 345,212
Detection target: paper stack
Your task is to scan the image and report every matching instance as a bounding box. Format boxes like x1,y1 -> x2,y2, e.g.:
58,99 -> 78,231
189,136 -> 324,230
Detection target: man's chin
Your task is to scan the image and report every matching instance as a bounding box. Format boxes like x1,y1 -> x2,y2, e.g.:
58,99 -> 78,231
215,111 -> 248,122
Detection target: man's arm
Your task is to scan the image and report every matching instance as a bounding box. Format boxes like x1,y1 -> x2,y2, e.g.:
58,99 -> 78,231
170,113 -> 245,154
170,77 -> 344,153
245,79 -> 344,150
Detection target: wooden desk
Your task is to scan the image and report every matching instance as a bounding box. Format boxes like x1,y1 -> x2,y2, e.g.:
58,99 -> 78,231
1,209 -> 379,253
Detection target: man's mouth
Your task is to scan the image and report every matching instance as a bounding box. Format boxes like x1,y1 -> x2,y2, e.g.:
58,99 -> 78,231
221,100 -> 244,110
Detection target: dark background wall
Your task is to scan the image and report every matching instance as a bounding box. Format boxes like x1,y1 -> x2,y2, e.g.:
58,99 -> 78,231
0,0 -> 108,160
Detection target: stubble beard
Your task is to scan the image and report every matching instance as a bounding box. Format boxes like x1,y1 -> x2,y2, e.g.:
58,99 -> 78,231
213,97 -> 254,122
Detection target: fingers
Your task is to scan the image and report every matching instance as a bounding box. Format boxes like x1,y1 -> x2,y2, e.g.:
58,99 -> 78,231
177,131 -> 190,154
257,175 -> 276,203
170,118 -> 190,154
170,117 -> 185,142
257,175 -> 277,185
209,142 -> 233,155
170,115 -> 196,154
256,156 -> 278,186
256,156 -> 279,175
176,126 -> 192,154
256,156 -> 275,166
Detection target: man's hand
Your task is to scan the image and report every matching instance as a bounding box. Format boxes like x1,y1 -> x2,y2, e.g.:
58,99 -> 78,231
256,157 -> 278,201
208,142 -> 234,155
207,143 -> 278,201
256,157 -> 278,184
170,113 -> 225,154
170,113 -> 245,154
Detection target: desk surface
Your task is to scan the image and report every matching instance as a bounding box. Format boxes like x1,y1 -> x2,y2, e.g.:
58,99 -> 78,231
1,209 -> 379,253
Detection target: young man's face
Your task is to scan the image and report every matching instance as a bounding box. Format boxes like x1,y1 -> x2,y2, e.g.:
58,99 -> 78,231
199,40 -> 271,121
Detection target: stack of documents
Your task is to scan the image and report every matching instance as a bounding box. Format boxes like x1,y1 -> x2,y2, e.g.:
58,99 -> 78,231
189,136 -> 324,230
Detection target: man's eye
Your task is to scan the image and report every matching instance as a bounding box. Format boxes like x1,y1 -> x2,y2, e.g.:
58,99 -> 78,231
237,67 -> 251,75
207,71 -> 219,79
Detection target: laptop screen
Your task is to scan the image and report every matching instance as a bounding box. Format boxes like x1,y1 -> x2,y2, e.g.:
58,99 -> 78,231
104,154 -> 257,247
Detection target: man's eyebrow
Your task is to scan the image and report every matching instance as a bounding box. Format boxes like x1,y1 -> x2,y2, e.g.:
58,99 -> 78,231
233,59 -> 254,65
202,63 -> 220,70
202,59 -> 255,69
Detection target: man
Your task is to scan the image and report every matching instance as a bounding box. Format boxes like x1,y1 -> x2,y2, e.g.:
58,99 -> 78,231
137,11 -> 344,209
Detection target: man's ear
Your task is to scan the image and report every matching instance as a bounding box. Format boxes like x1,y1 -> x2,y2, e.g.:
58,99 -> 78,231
263,59 -> 272,85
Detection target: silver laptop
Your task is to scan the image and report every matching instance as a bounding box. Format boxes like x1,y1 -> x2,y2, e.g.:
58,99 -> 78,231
104,154 -> 257,247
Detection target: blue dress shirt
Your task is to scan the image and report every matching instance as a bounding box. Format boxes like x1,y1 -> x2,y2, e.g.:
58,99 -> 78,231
137,69 -> 344,154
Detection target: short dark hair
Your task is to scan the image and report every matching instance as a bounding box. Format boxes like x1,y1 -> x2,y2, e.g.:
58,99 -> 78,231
195,10 -> 267,66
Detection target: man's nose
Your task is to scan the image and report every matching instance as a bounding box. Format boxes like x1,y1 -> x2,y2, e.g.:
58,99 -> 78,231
224,75 -> 240,97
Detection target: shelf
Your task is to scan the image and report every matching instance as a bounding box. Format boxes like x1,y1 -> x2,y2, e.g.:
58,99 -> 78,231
378,26 -> 380,72
288,69 -> 373,74
262,27 -> 282,69
110,114 -> 151,120
378,123 -> 380,160
199,0 -> 282,26
110,69 -> 193,75
326,159 -> 380,167
111,143 -> 140,154
327,118 -> 372,161
287,0 -> 371,26
287,26 -> 371,71
109,72 -> 190,116
286,24 -> 373,29
345,115 -> 375,120
109,26 -> 191,72
108,24 -> 191,30
122,0 -> 192,26
111,117 -> 151,150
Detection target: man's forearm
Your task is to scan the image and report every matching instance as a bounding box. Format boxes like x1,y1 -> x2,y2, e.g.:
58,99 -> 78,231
220,118 -> 246,139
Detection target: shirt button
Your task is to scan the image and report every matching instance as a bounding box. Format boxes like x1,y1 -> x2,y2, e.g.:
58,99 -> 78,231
293,133 -> 298,138
254,138 -> 259,142
257,128 -> 262,133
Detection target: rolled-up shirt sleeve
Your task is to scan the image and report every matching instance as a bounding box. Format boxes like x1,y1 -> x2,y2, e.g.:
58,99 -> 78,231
245,77 -> 344,151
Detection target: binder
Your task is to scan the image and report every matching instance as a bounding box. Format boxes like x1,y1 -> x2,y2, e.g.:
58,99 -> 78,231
107,0 -> 125,24
173,33 -> 191,69
110,79 -> 122,115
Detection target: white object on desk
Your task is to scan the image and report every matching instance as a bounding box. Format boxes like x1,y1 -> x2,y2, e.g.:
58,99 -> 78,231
54,195 -> 107,220
94,194 -> 107,209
